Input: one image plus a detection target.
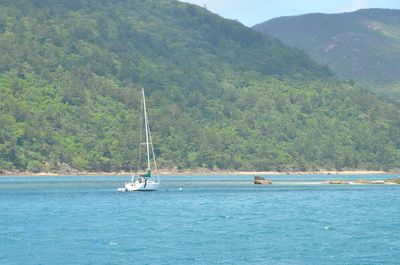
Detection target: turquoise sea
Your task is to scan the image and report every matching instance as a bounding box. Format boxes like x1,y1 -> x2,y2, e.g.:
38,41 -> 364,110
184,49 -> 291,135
1,174 -> 399,264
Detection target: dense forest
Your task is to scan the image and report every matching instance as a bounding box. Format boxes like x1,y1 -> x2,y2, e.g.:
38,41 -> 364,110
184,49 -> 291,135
0,0 -> 400,173
254,9 -> 400,102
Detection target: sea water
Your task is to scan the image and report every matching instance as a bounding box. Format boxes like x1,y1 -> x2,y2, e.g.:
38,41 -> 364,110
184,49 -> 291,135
0,174 -> 399,264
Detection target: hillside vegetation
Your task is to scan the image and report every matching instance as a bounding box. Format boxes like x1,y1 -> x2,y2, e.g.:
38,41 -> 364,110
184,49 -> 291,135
0,0 -> 400,173
254,9 -> 400,102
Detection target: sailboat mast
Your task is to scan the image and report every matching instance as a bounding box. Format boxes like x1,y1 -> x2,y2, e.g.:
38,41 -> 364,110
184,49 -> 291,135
142,88 -> 151,171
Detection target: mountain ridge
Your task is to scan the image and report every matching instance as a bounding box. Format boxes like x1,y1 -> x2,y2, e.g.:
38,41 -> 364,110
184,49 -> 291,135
253,8 -> 400,101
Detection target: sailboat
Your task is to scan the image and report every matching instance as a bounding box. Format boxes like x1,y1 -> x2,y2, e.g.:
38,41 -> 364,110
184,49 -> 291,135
118,88 -> 160,192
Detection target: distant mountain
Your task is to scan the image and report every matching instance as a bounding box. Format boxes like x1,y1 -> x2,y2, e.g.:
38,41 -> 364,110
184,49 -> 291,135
254,8 -> 400,101
0,1 -> 400,172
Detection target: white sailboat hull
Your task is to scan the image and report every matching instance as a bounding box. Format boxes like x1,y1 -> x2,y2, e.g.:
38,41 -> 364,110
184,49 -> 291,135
118,179 -> 159,192
118,89 -> 160,193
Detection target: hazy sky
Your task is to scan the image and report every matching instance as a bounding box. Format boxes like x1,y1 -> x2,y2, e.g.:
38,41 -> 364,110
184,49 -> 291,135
180,0 -> 400,26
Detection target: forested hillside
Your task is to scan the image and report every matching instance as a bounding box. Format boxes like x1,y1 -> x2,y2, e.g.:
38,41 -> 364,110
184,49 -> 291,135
253,9 -> 400,101
1,0 -> 400,173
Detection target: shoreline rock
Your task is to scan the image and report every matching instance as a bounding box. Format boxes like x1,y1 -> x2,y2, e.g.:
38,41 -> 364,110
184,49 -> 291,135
384,178 -> 400,184
352,179 -> 384,185
254,176 -> 272,185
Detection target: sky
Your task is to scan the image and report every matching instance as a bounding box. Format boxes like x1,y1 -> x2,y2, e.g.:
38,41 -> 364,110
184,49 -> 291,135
180,0 -> 400,26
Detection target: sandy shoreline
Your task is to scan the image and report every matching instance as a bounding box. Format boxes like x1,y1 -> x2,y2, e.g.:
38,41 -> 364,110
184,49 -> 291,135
0,170 -> 395,177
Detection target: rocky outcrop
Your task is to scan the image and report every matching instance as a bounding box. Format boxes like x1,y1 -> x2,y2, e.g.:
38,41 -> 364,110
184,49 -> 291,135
352,179 -> 384,185
254,176 -> 272,185
323,180 -> 349,185
384,178 -> 400,184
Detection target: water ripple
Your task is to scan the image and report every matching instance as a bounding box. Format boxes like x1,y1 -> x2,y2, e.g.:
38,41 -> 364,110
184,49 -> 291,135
0,175 -> 399,264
